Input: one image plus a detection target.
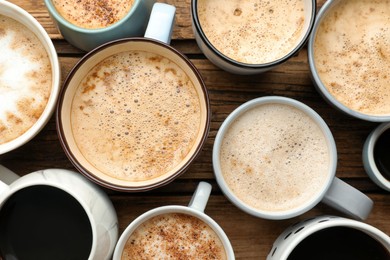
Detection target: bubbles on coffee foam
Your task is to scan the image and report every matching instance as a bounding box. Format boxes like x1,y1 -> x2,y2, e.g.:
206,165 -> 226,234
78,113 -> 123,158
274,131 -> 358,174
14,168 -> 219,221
71,51 -> 201,182
197,0 -> 305,64
52,0 -> 134,29
122,213 -> 227,259
314,0 -> 390,115
220,103 -> 330,212
0,16 -> 52,144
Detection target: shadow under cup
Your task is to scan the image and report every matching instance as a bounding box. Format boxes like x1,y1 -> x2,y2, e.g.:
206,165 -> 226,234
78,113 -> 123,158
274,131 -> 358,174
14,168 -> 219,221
57,39 -> 210,192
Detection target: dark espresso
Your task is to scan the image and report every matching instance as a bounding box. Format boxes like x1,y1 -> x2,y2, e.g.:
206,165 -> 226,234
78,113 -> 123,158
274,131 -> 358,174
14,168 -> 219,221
374,128 -> 390,181
0,185 -> 92,260
287,226 -> 390,260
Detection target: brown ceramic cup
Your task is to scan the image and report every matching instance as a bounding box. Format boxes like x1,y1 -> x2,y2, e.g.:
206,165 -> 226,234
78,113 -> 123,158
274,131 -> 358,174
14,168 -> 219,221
56,4 -> 210,192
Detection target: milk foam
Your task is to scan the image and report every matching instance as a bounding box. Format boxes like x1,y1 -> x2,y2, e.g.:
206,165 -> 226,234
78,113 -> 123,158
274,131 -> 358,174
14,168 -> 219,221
71,51 -> 201,182
314,0 -> 390,115
53,0 -> 134,29
197,0 -> 306,64
220,103 -> 330,212
0,16 -> 52,144
122,213 -> 227,260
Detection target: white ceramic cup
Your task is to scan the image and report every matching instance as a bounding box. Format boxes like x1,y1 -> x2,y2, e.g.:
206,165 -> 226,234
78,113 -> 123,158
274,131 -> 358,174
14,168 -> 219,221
0,165 -> 118,260
363,122 -> 390,192
191,0 -> 316,75
308,0 -> 390,122
113,182 -> 235,259
213,96 -> 373,220
0,1 -> 61,154
267,215 -> 390,259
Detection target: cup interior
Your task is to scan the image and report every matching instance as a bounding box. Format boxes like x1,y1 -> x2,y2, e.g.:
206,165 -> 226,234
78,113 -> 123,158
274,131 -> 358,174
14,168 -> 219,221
268,216 -> 390,259
45,0 -> 141,32
0,184 -> 96,259
308,0 -> 390,122
192,0 -> 316,67
57,39 -> 210,191
113,206 -> 234,259
213,97 -> 337,219
0,1 -> 60,154
363,122 -> 390,191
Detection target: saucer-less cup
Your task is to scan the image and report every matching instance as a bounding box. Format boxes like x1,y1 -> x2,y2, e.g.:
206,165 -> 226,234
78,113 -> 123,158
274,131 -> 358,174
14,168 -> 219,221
56,3 -> 210,192
213,96 -> 373,220
267,215 -> 390,259
0,165 -> 118,259
308,0 -> 390,122
191,0 -> 316,75
45,0 -> 155,51
363,122 -> 390,192
113,182 -> 235,259
0,1 -> 61,154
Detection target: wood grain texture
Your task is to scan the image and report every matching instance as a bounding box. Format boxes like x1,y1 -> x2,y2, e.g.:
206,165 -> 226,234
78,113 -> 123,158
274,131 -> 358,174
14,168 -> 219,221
1,0 -> 389,259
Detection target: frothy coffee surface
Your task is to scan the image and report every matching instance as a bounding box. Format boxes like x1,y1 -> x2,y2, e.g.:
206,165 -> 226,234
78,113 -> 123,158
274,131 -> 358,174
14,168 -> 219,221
0,15 -> 52,144
197,0 -> 306,64
71,50 -> 201,182
53,0 -> 134,29
314,0 -> 390,115
122,213 -> 227,260
220,103 -> 330,212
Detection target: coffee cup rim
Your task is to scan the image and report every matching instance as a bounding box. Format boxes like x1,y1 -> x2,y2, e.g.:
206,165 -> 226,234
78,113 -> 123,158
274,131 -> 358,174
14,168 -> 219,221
44,0 -> 144,34
307,0 -> 390,122
113,205 -> 235,259
56,37 -> 211,192
0,1 -> 61,154
191,0 -> 317,69
212,96 -> 337,219
269,216 -> 390,259
363,122 -> 390,191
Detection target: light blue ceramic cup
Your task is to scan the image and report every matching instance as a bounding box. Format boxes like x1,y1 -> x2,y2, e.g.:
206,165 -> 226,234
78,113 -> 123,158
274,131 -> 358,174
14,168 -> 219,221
44,0 -> 155,51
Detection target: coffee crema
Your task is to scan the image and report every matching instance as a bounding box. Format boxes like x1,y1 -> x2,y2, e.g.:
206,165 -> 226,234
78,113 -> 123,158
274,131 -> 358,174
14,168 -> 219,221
219,103 -> 330,212
122,213 -> 227,260
197,0 -> 306,64
0,15 -> 52,144
314,0 -> 390,116
71,50 -> 201,182
52,0 -> 134,29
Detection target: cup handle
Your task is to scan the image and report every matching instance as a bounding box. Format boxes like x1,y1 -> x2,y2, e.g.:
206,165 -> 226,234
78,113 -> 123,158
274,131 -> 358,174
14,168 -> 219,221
322,177 -> 373,220
0,165 -> 20,195
188,181 -> 212,212
144,3 -> 176,44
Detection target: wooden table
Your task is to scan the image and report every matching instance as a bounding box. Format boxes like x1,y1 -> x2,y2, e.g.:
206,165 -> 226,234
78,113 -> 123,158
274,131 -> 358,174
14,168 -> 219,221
2,0 -> 389,259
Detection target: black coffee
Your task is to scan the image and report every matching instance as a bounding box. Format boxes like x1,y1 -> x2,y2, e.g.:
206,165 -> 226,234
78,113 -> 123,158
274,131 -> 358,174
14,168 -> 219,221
287,226 -> 390,260
0,185 -> 92,260
374,128 -> 390,181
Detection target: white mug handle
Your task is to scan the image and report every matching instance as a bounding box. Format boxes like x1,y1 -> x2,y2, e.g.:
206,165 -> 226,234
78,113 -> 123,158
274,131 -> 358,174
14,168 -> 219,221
322,177 -> 373,220
0,165 -> 20,196
144,3 -> 176,44
188,181 -> 212,212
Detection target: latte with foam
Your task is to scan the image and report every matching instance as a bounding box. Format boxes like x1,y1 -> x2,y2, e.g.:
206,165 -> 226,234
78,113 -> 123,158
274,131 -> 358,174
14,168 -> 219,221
314,0 -> 390,116
197,0 -> 306,64
52,0 -> 134,29
122,213 -> 227,260
0,15 -> 52,144
219,103 -> 330,212
71,50 -> 201,182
